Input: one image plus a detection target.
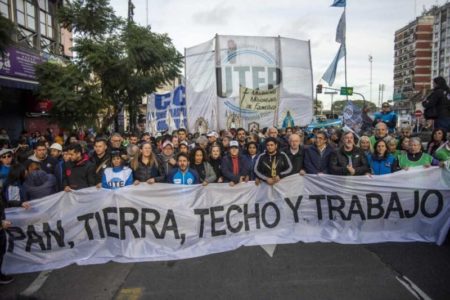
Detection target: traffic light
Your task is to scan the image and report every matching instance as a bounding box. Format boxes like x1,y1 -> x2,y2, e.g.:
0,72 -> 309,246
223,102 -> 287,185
316,84 -> 323,94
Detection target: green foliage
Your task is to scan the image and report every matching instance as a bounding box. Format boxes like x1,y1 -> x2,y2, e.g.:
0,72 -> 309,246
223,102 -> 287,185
331,100 -> 377,115
36,0 -> 182,131
0,12 -> 15,58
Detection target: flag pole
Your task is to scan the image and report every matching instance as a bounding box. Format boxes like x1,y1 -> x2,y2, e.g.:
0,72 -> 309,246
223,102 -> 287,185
344,6 -> 348,103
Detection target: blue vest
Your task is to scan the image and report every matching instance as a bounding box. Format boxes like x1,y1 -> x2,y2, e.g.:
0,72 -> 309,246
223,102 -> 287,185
101,166 -> 133,189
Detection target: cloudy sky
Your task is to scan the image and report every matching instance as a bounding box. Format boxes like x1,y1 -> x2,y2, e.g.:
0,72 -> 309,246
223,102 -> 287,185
110,0 -> 444,109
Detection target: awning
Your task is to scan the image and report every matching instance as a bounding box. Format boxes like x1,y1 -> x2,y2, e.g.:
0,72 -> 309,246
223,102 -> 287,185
0,76 -> 38,91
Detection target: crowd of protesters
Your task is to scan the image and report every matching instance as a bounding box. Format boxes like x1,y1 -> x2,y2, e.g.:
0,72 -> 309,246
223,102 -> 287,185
1,77 -> 450,284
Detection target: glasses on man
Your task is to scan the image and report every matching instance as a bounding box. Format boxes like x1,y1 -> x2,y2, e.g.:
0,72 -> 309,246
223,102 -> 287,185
1,154 -> 12,159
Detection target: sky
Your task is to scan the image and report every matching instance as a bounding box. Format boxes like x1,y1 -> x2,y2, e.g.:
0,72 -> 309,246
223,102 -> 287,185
110,0 -> 445,109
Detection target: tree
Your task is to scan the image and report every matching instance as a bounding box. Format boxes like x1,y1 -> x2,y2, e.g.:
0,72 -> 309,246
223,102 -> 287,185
331,100 -> 377,116
35,0 -> 182,132
0,12 -> 15,58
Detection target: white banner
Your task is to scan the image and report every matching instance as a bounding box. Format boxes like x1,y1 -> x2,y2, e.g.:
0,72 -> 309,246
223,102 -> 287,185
185,35 -> 314,132
3,168 -> 450,274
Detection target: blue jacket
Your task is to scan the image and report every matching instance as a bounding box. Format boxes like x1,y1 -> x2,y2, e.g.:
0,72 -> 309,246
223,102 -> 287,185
373,111 -> 397,132
221,154 -> 251,183
167,168 -> 200,185
367,153 -> 397,175
303,144 -> 335,174
23,170 -> 57,200
101,166 -> 134,189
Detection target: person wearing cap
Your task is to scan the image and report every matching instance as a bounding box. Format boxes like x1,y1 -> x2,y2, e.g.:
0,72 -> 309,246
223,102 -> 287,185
158,140 -> 177,176
221,140 -> 251,186
178,141 -> 190,155
49,143 -> 63,160
63,144 -> 96,191
27,141 -> 58,175
207,131 -> 220,154
100,150 -> 133,189
0,149 -> 14,188
254,137 -> 292,185
329,131 -> 370,176
373,102 -> 397,133
189,147 -> 216,186
130,142 -> 165,185
167,153 -> 200,185
301,131 -> 334,175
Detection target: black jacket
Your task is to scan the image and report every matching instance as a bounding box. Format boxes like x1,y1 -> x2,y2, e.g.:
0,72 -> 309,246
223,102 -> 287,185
63,157 -> 96,190
90,153 -> 111,184
422,88 -> 450,118
329,146 -> 370,176
286,148 -> 303,175
254,151 -> 293,181
133,159 -> 165,183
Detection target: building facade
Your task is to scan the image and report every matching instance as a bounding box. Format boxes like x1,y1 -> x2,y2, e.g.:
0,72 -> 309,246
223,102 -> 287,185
431,3 -> 450,84
393,13 -> 434,117
0,0 -> 71,142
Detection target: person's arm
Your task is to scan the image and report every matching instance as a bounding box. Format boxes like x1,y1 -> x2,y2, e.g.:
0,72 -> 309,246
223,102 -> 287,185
154,162 -> 166,183
279,152 -> 293,178
329,152 -> 347,175
354,151 -> 371,175
203,162 -> 217,184
254,155 -> 270,182
87,163 -> 97,187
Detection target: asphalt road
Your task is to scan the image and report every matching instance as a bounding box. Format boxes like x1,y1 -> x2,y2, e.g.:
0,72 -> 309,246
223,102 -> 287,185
1,240 -> 449,300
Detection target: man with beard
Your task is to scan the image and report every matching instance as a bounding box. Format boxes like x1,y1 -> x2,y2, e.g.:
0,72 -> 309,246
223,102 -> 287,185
167,153 -> 199,185
63,144 -> 96,191
329,132 -> 370,176
254,137 -> 292,185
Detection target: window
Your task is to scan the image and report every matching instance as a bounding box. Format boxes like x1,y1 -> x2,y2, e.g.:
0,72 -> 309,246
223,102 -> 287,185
16,0 -> 36,31
38,0 -> 54,39
0,0 -> 9,18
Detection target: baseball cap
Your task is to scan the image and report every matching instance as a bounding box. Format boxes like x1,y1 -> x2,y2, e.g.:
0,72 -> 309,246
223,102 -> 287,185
207,131 -> 219,138
0,148 -> 13,157
162,140 -> 174,148
230,140 -> 239,148
49,143 -> 63,151
179,141 -> 189,147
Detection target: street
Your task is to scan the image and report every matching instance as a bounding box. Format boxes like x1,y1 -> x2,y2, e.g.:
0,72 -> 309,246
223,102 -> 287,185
1,241 -> 449,300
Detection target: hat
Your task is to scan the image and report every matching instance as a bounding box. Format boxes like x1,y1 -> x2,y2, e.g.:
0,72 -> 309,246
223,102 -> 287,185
162,140 -> 174,148
179,141 -> 189,147
207,131 -> 219,138
0,148 -> 13,157
229,140 -> 239,148
110,150 -> 122,158
50,143 -> 62,151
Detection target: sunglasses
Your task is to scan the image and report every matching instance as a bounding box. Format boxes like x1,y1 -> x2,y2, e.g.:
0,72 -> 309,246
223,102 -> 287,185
1,154 -> 12,159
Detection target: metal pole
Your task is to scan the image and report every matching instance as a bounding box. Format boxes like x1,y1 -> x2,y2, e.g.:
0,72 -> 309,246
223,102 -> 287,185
369,55 -> 373,103
146,0 -> 149,26
344,7 -> 348,103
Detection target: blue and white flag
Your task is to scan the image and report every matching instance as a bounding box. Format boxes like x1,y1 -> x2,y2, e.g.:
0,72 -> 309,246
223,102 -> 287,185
336,11 -> 346,44
146,85 -> 187,133
322,43 -> 346,86
331,0 -> 346,7
343,100 -> 362,134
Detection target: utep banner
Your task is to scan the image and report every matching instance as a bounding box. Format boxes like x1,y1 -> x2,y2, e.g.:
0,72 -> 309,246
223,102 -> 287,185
146,85 -> 187,133
3,168 -> 450,274
185,35 -> 314,132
